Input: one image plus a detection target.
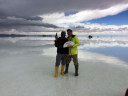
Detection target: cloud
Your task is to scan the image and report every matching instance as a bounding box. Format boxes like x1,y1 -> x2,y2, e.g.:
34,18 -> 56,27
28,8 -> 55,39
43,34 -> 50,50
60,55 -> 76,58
0,0 -> 128,32
78,37 -> 128,49
0,16 -> 59,32
0,16 -> 58,28
40,4 -> 128,33
67,23 -> 128,33
0,0 -> 128,17
41,4 -> 128,24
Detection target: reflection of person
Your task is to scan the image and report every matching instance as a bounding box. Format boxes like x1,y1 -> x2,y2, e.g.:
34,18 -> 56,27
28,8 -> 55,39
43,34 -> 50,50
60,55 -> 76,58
54,31 -> 68,77
64,29 -> 79,76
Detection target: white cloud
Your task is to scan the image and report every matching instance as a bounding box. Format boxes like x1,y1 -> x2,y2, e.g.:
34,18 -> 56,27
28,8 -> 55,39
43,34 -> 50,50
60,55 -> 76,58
79,37 -> 128,49
39,4 -> 128,33
69,23 -> 128,33
41,4 -> 128,24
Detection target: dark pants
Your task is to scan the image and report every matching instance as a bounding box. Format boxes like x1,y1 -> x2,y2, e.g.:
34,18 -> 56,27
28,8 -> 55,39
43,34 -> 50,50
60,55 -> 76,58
55,53 -> 66,66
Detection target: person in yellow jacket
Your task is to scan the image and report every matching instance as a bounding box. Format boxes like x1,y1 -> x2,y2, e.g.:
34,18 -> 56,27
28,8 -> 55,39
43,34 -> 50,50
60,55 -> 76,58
64,29 -> 79,76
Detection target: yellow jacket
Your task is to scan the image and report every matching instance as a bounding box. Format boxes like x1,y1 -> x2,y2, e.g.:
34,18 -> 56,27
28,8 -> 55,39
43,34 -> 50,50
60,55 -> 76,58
67,35 -> 79,55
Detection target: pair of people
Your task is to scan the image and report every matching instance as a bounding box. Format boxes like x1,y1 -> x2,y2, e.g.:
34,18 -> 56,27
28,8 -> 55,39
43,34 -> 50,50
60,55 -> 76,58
54,29 -> 79,77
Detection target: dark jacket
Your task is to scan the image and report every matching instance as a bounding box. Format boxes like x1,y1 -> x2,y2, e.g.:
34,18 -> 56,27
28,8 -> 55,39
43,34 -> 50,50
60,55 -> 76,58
55,37 -> 68,54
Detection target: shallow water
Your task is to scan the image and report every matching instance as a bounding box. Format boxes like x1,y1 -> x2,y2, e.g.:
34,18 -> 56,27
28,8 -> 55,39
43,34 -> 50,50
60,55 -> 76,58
0,36 -> 128,96
0,36 -> 128,63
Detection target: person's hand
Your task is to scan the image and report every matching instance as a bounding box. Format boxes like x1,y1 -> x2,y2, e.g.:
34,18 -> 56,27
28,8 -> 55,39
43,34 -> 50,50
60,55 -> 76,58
69,46 -> 73,48
67,44 -> 73,48
67,44 -> 71,47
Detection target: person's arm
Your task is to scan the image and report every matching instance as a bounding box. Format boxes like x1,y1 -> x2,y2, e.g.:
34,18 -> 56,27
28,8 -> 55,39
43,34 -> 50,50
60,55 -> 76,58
54,38 -> 59,47
73,36 -> 79,48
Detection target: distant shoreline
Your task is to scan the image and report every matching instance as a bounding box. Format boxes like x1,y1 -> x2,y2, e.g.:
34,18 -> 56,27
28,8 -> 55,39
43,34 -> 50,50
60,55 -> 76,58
0,34 -> 54,37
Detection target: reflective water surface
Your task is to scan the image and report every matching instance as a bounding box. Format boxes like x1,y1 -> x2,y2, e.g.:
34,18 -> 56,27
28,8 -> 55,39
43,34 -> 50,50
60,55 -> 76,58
0,35 -> 128,96
1,35 -> 127,63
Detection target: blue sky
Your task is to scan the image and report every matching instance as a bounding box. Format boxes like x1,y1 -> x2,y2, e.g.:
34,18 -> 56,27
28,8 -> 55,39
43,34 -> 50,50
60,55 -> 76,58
86,9 -> 128,25
65,11 -> 78,16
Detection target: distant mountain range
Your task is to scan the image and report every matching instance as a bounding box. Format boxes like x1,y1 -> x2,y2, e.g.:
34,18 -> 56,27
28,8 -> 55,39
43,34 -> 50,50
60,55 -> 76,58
0,34 -> 54,37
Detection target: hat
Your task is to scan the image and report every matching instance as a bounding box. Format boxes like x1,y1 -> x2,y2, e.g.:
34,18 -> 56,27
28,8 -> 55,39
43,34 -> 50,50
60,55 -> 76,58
61,31 -> 66,37
67,29 -> 72,32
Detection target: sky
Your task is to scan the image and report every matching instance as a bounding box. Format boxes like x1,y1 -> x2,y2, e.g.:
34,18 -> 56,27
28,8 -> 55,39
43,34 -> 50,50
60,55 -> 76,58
87,10 -> 128,25
0,0 -> 128,34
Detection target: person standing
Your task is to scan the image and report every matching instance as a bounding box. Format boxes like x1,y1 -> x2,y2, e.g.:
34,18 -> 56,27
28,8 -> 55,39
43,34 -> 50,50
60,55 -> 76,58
54,31 -> 68,77
64,29 -> 79,76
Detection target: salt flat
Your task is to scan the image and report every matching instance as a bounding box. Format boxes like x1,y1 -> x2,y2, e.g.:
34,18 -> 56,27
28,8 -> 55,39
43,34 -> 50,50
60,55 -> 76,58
0,40 -> 128,96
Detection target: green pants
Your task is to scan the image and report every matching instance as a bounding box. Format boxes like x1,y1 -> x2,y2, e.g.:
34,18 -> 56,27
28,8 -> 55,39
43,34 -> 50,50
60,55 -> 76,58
66,55 -> 79,66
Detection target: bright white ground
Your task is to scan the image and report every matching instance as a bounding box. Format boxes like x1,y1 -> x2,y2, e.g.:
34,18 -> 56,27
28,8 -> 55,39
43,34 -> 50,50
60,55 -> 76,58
0,41 -> 128,96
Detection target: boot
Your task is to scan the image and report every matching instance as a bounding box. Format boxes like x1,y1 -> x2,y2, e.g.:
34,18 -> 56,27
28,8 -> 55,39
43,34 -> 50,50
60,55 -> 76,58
64,64 -> 69,74
75,65 -> 79,76
61,65 -> 65,76
55,66 -> 59,77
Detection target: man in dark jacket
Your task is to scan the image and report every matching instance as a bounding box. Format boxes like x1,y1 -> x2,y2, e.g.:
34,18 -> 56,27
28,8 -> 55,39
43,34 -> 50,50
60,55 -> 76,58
54,31 -> 68,77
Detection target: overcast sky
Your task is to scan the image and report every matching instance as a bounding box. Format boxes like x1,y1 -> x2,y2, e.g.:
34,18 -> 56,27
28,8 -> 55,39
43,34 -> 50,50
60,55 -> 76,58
0,0 -> 128,34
